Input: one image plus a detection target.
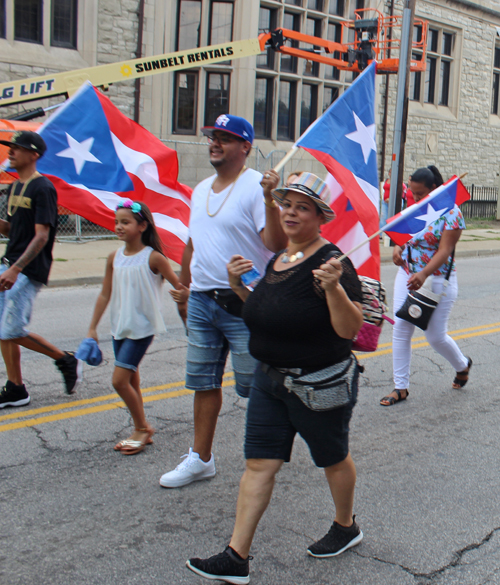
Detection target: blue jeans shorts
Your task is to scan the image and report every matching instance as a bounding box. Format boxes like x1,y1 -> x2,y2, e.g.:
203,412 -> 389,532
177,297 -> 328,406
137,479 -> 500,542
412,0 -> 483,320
0,265 -> 42,340
185,290 -> 257,398
244,365 -> 357,468
112,335 -> 154,372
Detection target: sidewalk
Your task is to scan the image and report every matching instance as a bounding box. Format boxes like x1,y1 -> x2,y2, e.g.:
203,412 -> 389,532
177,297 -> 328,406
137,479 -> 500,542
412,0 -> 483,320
1,228 -> 499,288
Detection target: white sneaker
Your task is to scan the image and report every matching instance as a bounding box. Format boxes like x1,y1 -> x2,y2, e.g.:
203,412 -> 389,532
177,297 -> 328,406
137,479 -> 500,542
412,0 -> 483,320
159,448 -> 216,488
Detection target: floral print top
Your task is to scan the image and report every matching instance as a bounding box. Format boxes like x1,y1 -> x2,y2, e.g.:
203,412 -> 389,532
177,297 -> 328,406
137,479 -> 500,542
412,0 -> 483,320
401,205 -> 466,275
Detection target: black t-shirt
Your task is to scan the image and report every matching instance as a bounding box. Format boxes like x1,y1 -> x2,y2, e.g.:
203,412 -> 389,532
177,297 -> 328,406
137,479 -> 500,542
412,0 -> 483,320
242,243 -> 363,370
3,176 -> 58,285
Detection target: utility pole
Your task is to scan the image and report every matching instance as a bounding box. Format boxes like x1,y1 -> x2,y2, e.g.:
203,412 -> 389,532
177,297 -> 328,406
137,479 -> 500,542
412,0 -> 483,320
388,0 -> 416,219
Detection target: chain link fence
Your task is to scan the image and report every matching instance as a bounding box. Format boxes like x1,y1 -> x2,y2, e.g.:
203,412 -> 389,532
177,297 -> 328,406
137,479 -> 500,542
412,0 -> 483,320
7,141 -> 494,242
1,140 -> 297,243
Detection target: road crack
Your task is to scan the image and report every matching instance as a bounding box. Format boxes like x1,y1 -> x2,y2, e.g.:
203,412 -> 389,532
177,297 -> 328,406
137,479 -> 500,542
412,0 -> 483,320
355,526 -> 500,582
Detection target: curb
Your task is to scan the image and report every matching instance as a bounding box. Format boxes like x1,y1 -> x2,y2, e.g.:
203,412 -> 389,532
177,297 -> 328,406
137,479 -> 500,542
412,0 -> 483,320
48,251 -> 500,287
48,276 -> 103,288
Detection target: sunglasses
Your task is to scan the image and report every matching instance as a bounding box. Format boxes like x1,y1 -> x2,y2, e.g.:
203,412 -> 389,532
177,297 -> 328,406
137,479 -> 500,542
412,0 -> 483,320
207,134 -> 244,146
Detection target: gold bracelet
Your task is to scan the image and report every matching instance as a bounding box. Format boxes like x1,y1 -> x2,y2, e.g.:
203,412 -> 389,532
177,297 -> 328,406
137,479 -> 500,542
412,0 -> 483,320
263,198 -> 278,209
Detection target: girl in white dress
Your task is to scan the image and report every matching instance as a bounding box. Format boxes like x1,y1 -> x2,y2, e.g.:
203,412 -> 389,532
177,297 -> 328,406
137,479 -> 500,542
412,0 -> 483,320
88,200 -> 188,455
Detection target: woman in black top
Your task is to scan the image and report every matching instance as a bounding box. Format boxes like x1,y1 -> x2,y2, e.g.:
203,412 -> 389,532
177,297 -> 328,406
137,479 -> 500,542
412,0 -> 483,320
186,173 -> 364,584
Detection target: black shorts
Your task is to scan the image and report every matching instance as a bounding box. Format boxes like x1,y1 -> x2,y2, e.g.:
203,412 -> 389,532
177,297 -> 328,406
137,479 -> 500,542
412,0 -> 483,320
244,365 -> 357,468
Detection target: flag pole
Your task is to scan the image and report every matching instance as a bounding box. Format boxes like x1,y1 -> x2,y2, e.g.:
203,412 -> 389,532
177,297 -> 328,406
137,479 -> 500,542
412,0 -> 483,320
337,229 -> 384,263
273,145 -> 299,173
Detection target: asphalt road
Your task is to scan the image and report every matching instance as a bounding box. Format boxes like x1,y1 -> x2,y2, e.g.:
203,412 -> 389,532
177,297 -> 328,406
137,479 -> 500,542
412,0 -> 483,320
1,255 -> 500,585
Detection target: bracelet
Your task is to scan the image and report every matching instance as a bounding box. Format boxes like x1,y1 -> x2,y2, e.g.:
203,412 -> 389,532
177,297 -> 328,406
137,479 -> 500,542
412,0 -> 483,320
263,198 -> 278,209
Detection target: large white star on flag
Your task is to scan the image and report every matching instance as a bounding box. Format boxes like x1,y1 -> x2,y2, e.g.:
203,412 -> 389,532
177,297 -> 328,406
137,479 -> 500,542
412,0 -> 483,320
415,203 -> 450,225
345,112 -> 376,164
56,133 -> 102,175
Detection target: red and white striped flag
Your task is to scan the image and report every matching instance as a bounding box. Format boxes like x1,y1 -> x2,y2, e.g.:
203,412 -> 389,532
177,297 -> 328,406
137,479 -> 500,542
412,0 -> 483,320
34,82 -> 191,264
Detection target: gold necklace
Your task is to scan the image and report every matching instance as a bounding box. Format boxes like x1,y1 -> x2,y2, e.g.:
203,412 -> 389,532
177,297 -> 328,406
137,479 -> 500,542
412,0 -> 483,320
281,236 -> 321,264
8,171 -> 41,217
206,166 -> 246,217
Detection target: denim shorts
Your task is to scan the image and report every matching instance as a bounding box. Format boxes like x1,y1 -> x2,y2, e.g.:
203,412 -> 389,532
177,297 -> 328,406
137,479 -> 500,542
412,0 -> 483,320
185,290 -> 257,398
0,265 -> 42,340
112,335 -> 154,372
244,365 -> 357,468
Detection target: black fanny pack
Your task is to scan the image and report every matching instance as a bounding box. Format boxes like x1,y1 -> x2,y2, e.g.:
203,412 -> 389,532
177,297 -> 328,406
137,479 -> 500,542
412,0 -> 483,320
203,289 -> 244,318
260,355 -> 362,412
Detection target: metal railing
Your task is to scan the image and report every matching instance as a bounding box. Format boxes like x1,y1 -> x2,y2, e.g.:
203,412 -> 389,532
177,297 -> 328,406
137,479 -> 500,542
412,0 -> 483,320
461,184 -> 498,219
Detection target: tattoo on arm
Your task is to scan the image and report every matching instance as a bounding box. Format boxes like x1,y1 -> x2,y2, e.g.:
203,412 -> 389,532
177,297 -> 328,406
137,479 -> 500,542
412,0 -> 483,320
14,235 -> 48,271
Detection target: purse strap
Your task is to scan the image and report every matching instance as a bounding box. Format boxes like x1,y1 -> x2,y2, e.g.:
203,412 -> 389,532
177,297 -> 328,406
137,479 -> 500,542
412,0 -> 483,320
444,249 -> 455,281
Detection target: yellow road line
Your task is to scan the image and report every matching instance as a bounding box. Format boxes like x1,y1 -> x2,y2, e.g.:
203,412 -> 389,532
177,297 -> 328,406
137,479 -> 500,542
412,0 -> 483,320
0,372 -> 234,422
1,324 -> 499,432
374,321 -> 500,350
0,378 -> 234,433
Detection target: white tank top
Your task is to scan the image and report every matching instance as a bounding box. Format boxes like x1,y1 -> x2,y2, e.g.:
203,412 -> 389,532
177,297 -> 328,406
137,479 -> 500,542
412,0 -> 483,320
110,246 -> 166,340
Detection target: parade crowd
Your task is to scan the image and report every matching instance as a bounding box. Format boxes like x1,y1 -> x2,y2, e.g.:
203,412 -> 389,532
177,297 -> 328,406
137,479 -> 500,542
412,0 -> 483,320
0,119 -> 471,585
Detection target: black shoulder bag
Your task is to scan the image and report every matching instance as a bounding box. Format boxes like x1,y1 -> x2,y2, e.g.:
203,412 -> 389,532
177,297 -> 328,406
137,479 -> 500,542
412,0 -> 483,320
395,247 -> 454,331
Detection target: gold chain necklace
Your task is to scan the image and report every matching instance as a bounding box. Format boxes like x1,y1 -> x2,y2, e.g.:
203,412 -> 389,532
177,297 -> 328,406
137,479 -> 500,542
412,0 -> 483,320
281,236 -> 321,264
206,166 -> 246,218
8,171 -> 41,217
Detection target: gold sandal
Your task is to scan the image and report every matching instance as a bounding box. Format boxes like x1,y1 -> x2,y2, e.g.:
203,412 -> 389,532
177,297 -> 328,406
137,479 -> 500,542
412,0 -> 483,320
115,427 -> 155,455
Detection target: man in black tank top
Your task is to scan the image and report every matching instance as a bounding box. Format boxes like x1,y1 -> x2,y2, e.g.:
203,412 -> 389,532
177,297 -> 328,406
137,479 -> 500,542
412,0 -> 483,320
0,131 -> 82,409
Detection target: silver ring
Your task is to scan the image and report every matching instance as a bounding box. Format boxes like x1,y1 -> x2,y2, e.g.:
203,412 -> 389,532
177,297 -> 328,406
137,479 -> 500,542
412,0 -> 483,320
265,173 -> 269,178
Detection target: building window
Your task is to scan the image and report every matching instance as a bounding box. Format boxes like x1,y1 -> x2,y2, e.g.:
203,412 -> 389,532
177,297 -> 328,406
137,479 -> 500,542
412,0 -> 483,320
209,1 -> 233,45
177,0 -> 202,51
51,0 -> 77,49
281,11 -> 300,74
307,0 -> 323,10
278,80 -> 296,141
410,25 -> 455,107
14,0 -> 43,44
254,77 -> 273,138
205,72 -> 230,126
0,0 -> 5,39
492,46 -> 500,115
349,0 -> 364,19
303,17 -> 321,77
300,84 -> 317,135
323,85 -> 340,112
173,72 -> 198,134
257,6 -> 277,69
325,21 -> 341,80
285,0 -> 302,5
329,0 -> 344,17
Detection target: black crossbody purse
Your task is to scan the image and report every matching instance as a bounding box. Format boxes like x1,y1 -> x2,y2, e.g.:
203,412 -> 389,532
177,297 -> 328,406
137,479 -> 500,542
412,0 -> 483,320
395,247 -> 454,331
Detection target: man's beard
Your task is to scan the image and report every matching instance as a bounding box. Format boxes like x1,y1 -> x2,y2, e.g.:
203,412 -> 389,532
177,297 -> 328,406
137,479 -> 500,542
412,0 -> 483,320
210,158 -> 223,168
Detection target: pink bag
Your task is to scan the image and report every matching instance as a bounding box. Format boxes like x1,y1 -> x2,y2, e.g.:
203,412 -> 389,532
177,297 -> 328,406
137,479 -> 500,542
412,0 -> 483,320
352,322 -> 382,352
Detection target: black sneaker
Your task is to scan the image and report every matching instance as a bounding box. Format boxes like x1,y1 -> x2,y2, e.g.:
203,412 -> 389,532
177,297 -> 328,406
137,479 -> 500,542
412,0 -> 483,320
186,546 -> 252,584
307,516 -> 363,558
55,351 -> 82,395
0,380 -> 30,409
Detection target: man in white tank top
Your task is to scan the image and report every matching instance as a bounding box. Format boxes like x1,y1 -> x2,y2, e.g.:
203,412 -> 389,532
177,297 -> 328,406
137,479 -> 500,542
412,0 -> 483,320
159,115 -> 287,488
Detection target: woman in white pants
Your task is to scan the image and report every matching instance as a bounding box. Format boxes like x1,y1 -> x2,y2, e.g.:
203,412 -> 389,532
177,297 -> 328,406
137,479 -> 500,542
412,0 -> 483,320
380,166 -> 472,406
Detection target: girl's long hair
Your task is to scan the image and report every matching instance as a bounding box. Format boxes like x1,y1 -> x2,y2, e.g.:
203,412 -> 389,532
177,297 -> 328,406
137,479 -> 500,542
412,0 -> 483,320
126,202 -> 165,256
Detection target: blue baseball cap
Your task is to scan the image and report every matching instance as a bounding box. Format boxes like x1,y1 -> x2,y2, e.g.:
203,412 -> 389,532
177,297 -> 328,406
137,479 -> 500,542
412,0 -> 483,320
201,114 -> 254,144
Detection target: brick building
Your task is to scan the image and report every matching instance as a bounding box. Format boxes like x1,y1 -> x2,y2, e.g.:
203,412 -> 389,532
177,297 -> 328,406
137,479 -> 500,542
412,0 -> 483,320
1,0 -> 500,188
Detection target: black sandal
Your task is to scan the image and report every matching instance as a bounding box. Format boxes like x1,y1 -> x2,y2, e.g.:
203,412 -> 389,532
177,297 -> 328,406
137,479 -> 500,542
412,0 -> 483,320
452,357 -> 472,389
380,389 -> 409,407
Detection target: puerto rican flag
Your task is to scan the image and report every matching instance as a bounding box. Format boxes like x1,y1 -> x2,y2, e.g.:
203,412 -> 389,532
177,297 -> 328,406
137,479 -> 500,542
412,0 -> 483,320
295,62 -> 380,280
384,177 -> 470,245
35,82 -> 191,264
